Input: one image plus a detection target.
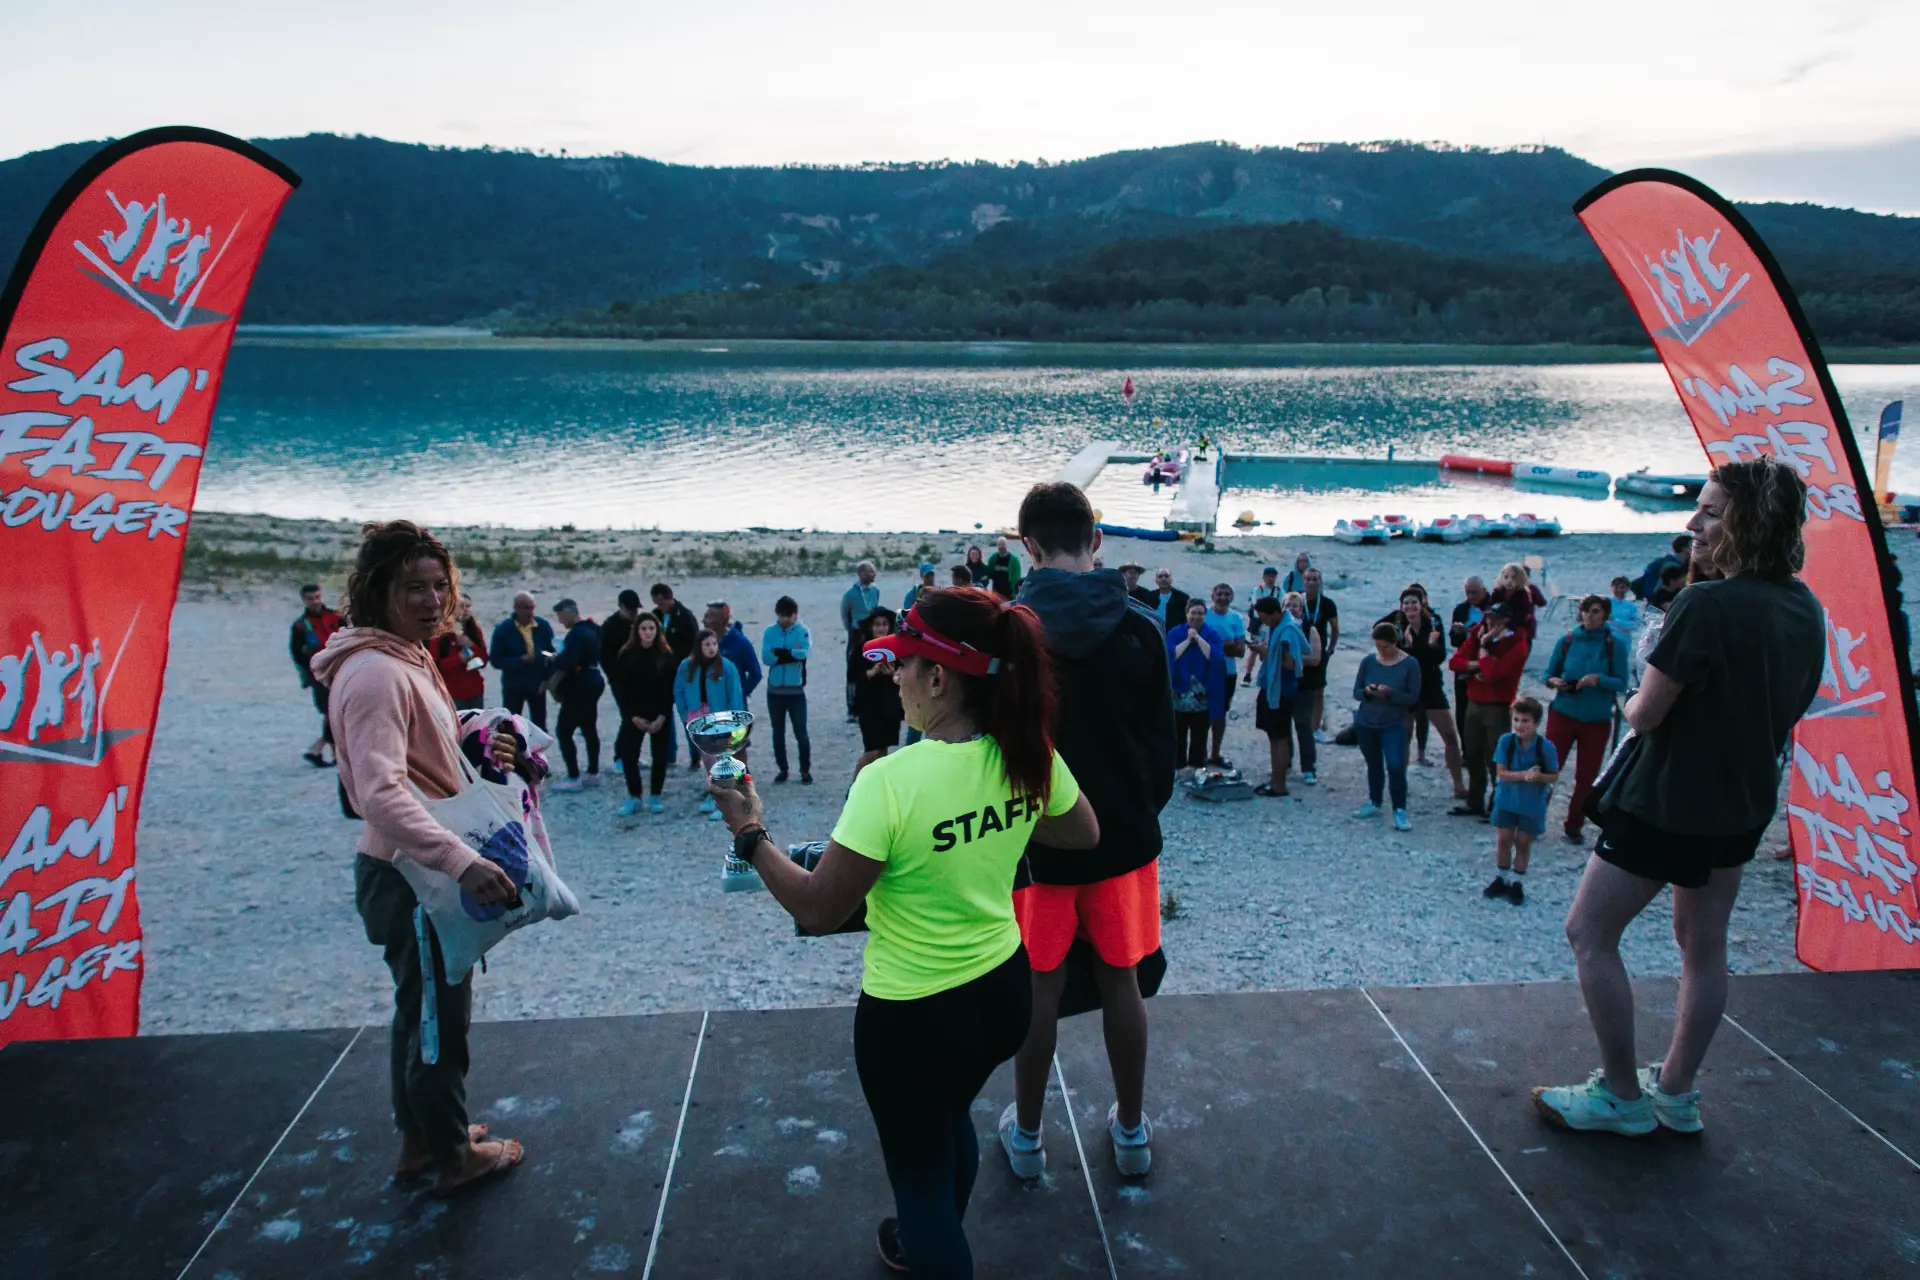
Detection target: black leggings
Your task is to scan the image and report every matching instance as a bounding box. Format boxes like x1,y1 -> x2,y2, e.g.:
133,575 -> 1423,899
1175,711 -> 1210,767
555,691 -> 601,778
854,947 -> 1032,1280
615,719 -> 673,797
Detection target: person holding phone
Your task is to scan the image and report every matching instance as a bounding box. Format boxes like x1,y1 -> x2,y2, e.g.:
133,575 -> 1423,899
710,587 -> 1100,1277
1351,620 -> 1423,830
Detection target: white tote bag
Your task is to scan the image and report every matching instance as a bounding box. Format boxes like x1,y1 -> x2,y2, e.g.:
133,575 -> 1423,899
395,749 -> 581,983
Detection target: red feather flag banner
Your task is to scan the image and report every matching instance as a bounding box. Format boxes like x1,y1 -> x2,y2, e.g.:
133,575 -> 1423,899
1577,170 -> 1920,971
0,128 -> 298,1043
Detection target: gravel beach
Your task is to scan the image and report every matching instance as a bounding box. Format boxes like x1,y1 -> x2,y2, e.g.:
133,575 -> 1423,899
135,519 -> 1920,1034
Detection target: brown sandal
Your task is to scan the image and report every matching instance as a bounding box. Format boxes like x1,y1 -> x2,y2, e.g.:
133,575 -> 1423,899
431,1138 -> 524,1198
395,1124 -> 489,1180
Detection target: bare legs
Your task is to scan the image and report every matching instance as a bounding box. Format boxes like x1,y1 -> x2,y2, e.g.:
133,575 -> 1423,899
1012,958 -> 1148,1132
1564,856 -> 1666,1099
1563,856 -> 1744,1100
1265,731 -> 1292,794
1660,867 -> 1745,1093
1428,708 -> 1464,795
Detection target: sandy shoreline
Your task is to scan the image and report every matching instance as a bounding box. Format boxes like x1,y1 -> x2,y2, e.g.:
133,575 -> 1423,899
139,515 -> 1920,1035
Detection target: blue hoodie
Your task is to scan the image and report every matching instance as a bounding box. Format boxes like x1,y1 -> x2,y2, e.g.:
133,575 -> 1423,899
761,619 -> 811,693
721,622 -> 762,698
673,655 -> 745,725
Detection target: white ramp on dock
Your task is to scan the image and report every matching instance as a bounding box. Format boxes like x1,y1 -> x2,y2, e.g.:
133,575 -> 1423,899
1055,440 -> 1120,490
1166,451 -> 1222,533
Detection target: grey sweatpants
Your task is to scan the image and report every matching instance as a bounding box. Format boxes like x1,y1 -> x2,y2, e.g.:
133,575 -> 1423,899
354,855 -> 473,1163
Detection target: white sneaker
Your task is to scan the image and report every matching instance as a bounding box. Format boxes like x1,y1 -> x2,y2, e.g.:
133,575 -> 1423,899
1313,729 -> 1330,745
1532,1069 -> 1657,1136
1392,809 -> 1412,831
582,772 -> 601,788
1639,1063 -> 1704,1134
1352,802 -> 1382,820
997,1103 -> 1046,1180
617,797 -> 641,816
554,777 -> 584,793
1107,1104 -> 1152,1177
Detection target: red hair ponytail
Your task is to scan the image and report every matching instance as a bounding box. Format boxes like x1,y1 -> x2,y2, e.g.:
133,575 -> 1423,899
912,587 -> 1058,803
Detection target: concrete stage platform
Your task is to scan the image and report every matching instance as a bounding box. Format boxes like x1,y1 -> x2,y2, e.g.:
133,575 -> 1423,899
4,973 -> 1916,1279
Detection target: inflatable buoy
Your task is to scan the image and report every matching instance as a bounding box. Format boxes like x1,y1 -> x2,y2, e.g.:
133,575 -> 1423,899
1441,453 -> 1514,476
1512,461 -> 1611,489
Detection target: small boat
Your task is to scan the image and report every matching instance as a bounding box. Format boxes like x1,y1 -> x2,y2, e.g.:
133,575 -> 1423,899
1143,449 -> 1188,485
1416,515 -> 1472,543
1232,509 -> 1259,528
1512,460 -> 1612,490
1514,512 -> 1562,537
1095,522 -> 1182,542
1615,470 -> 1707,501
1333,517 -> 1390,545
1463,512 -> 1512,538
1378,513 -> 1416,538
1505,512 -> 1538,538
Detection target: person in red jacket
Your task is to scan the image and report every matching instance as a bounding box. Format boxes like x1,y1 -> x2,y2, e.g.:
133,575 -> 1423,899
428,594 -> 490,711
1448,601 -> 1530,817
290,583 -> 345,767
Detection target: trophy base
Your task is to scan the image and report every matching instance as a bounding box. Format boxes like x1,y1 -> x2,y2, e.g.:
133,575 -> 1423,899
721,853 -> 765,893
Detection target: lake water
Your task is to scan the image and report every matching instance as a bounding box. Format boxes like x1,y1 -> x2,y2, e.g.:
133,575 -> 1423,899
201,340 -> 1919,535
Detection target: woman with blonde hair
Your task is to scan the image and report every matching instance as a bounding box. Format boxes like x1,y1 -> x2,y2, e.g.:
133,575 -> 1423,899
1534,458 -> 1824,1137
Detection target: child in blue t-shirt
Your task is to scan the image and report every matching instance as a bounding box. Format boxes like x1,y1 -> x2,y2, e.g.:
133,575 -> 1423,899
1486,696 -> 1560,905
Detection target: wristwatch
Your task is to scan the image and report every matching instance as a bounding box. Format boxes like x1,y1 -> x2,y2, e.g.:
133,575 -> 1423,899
733,823 -> 770,866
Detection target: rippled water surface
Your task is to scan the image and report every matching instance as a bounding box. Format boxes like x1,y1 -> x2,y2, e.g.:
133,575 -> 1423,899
200,343 -> 1919,534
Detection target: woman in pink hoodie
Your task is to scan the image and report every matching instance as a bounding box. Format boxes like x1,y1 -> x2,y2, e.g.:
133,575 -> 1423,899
311,520 -> 525,1197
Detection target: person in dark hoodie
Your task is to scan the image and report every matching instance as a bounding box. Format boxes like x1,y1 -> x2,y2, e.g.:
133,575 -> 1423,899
548,599 -> 605,791
1003,481 -> 1177,1182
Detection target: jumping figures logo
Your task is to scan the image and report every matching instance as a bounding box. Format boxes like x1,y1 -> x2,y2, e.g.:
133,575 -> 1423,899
0,612 -> 144,767
71,192 -> 243,330
1631,227 -> 1752,347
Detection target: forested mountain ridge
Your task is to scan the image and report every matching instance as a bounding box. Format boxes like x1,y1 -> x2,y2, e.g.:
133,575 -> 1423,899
1,134 -> 1916,337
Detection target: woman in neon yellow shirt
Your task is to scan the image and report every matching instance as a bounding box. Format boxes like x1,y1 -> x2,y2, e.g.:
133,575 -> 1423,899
712,587 -> 1100,1278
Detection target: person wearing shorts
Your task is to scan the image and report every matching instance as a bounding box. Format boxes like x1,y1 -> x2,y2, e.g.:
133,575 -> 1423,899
1204,582 -> 1247,766
1484,698 -> 1558,905
1250,596 -> 1309,796
1535,460 -> 1824,1139
713,587 -> 1099,1278
1007,482 -> 1177,1182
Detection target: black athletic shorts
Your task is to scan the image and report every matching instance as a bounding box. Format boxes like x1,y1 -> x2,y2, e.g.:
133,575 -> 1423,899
1594,810 -> 1770,889
1254,691 -> 1295,736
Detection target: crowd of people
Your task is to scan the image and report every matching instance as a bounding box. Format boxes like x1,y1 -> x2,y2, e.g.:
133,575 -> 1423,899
292,459 -> 1823,1276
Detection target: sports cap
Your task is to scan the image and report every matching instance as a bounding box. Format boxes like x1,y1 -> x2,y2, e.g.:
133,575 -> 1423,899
861,605 -> 1001,676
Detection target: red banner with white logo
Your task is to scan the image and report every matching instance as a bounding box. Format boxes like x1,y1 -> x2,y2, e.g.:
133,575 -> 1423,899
0,128 -> 298,1042
1577,171 -> 1920,971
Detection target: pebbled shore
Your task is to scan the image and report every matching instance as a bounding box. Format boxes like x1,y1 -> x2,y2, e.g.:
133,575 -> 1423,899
136,521 -> 1920,1034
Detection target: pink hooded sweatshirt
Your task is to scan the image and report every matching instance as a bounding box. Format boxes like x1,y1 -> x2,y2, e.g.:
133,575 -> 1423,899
310,626 -> 478,879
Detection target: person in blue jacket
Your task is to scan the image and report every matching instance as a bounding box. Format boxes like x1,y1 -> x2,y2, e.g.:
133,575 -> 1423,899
1166,599 -> 1227,769
488,591 -> 554,729
548,599 -> 605,791
674,629 -> 746,820
705,601 -> 762,701
760,596 -> 813,785
1544,594 -> 1631,846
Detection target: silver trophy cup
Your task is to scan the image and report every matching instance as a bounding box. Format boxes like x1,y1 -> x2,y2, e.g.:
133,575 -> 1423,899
687,710 -> 761,892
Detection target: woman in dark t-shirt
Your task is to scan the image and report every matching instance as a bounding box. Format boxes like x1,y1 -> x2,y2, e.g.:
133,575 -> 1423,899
1534,459 -> 1824,1141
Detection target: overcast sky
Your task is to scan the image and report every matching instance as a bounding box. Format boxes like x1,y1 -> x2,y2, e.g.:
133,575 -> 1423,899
7,0 -> 1918,212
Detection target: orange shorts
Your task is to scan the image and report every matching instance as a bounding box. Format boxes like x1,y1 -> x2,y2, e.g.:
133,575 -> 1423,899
1013,861 -> 1161,972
